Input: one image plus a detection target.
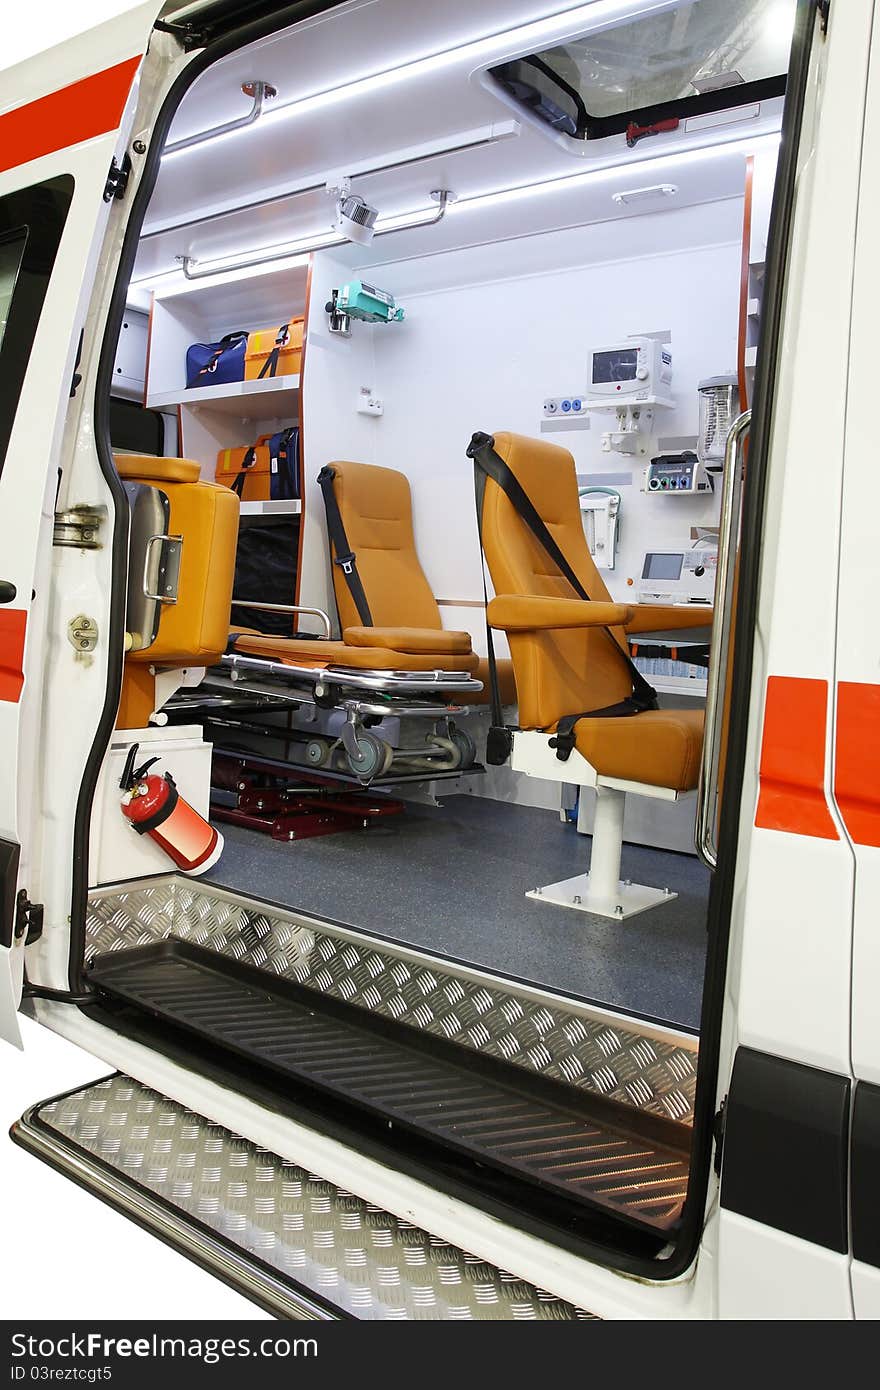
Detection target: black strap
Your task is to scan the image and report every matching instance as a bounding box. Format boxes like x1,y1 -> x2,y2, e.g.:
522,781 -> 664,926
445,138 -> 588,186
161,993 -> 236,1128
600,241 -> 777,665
257,321 -> 290,380
230,445 -> 257,499
317,466 -> 373,626
467,431 -> 658,761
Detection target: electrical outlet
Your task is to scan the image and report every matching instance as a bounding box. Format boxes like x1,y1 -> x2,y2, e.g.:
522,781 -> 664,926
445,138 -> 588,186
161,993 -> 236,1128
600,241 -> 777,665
357,390 -> 384,416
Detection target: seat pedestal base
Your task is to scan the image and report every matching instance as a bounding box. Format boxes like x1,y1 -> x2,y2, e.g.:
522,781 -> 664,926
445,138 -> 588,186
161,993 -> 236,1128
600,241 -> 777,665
526,873 -> 676,920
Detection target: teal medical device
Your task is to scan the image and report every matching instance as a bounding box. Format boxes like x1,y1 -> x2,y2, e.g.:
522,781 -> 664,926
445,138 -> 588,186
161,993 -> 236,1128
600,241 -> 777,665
337,280 -> 405,323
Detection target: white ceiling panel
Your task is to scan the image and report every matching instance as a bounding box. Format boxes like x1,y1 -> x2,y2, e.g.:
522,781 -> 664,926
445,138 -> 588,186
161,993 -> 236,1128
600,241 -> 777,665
133,0 -> 783,287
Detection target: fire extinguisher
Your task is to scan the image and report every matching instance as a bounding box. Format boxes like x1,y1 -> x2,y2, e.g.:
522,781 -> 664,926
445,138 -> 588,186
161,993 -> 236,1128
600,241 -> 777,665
119,744 -> 223,875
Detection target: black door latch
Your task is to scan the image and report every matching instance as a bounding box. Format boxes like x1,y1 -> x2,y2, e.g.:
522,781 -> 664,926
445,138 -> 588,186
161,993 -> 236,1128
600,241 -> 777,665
104,154 -> 132,203
14,891 -> 44,945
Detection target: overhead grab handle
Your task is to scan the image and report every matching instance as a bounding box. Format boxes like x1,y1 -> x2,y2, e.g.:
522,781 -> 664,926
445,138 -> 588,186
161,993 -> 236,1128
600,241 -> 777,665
164,81 -> 277,157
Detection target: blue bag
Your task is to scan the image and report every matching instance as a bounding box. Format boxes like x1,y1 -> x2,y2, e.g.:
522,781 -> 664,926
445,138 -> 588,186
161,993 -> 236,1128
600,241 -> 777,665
185,331 -> 248,389
268,426 -> 300,500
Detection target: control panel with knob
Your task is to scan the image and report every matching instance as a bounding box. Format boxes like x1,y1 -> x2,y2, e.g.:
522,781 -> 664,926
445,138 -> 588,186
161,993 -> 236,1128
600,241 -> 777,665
644,451 -> 712,495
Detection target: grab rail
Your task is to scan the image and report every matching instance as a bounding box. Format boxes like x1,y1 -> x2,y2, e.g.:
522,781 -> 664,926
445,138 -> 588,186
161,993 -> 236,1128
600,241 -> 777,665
164,81 -> 276,157
230,599 -> 332,640
696,409 -> 751,870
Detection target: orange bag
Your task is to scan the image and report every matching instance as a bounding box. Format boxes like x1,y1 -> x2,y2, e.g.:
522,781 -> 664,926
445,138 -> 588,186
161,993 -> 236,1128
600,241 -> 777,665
216,434 -> 273,501
244,316 -> 304,381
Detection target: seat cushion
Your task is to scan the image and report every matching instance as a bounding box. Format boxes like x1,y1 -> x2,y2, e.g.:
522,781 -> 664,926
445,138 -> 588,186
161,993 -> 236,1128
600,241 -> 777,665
343,625 -> 473,655
571,707 -> 704,792
230,633 -> 479,674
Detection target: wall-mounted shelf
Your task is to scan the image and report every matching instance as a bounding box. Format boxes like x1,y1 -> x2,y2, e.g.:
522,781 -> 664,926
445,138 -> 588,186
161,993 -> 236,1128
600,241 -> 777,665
147,374 -> 300,418
239,498 -> 302,517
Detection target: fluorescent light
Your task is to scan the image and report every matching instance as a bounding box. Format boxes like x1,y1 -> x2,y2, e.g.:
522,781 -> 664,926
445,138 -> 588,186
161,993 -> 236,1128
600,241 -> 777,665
161,0 -> 683,160
452,130 -> 780,215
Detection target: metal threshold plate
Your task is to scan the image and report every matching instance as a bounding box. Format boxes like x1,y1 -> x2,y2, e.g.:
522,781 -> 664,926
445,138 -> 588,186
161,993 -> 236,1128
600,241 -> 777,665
13,1074 -> 594,1321
87,939 -> 690,1234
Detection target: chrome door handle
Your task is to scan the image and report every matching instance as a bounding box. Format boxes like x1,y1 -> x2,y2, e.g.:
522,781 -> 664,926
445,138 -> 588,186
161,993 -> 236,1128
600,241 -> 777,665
696,409 -> 752,870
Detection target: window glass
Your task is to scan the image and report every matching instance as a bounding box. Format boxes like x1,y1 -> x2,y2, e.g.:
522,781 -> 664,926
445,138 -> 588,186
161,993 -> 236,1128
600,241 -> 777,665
491,0 -> 796,138
0,233 -> 26,352
0,176 -> 74,476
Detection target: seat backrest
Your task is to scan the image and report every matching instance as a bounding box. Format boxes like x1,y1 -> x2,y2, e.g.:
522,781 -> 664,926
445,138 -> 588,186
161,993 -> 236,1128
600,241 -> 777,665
327,460 -> 442,631
116,453 -> 239,666
478,432 -> 633,730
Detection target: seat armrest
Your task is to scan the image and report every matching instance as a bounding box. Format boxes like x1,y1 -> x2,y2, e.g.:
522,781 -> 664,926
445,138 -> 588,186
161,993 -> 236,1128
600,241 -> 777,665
487,595 -> 634,632
625,604 -> 714,635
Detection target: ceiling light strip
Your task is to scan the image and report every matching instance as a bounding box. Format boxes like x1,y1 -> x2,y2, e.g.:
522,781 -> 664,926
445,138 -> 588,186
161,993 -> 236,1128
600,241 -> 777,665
142,122 -> 518,242
176,191 -> 454,282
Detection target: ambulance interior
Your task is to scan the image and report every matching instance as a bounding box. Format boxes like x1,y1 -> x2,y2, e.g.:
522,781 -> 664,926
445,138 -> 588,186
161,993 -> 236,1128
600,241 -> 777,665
84,0 -> 796,1255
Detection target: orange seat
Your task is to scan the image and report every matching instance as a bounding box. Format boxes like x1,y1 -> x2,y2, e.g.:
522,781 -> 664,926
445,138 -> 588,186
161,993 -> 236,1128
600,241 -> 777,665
116,453 -> 239,727
322,460 -> 516,704
478,433 -> 705,792
475,431 -> 710,920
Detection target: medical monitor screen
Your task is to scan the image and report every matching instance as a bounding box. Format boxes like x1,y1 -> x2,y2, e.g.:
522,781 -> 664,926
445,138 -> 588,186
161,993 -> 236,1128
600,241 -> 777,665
642,552 -> 683,581
592,348 -> 639,384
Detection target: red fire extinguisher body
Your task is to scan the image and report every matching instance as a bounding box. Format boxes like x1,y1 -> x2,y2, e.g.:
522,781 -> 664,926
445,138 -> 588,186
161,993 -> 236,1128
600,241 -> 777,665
121,766 -> 223,875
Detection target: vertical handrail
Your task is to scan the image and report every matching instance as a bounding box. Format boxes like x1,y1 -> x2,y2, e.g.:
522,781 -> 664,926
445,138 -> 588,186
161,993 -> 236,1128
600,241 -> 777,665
696,409 -> 752,869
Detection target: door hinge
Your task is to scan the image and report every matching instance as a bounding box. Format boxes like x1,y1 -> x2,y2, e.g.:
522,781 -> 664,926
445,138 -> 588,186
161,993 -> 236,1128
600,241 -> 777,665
54,504 -> 106,549
14,891 -> 44,945
713,1097 -> 727,1175
104,153 -> 132,203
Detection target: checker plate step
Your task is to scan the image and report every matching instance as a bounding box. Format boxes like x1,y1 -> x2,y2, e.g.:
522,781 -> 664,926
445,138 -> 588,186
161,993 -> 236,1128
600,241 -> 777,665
13,1074 -> 595,1320
86,939 -> 690,1234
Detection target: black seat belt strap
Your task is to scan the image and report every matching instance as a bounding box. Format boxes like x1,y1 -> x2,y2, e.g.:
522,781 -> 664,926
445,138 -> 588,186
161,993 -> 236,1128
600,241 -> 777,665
467,431 -> 658,761
257,321 -> 290,380
317,466 -> 373,627
473,463 -> 512,764
230,445 -> 256,499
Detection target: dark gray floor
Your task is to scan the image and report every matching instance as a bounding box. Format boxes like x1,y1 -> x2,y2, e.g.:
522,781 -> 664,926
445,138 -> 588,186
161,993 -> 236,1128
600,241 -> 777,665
207,795 -> 710,1029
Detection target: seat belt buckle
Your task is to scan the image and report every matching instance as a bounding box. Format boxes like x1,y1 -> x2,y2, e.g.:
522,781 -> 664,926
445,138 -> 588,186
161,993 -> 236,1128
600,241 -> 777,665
486,726 -> 513,766
335,552 -> 356,576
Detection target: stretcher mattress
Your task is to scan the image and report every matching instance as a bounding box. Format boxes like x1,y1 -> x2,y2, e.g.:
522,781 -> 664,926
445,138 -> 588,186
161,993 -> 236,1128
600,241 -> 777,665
230,632 -> 480,673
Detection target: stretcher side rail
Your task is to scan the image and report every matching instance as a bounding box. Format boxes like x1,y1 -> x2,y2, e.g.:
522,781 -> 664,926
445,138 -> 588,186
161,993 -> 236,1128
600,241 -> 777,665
220,651 -> 484,695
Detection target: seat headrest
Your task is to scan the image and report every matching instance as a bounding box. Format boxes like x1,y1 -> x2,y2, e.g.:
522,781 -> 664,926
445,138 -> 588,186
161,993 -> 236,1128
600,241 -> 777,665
115,453 -> 201,484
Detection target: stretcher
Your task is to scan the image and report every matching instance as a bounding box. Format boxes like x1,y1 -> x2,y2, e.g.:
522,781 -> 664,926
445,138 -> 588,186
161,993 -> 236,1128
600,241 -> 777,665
181,599 -> 484,785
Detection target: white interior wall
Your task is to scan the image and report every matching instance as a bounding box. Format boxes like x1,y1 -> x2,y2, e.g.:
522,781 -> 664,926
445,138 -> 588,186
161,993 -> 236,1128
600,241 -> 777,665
300,249 -> 379,632
298,198 -> 742,653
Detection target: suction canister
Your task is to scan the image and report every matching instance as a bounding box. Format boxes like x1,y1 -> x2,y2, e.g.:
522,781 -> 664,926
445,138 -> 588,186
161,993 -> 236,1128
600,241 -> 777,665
119,745 -> 223,875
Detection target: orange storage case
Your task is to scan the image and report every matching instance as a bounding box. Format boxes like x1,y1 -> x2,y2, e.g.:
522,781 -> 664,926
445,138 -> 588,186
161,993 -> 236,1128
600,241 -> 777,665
215,434 -> 273,501
244,316 -> 304,380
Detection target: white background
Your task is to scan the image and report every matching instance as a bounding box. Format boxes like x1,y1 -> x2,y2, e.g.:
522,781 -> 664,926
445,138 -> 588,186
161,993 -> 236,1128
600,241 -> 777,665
2,0 -> 267,1320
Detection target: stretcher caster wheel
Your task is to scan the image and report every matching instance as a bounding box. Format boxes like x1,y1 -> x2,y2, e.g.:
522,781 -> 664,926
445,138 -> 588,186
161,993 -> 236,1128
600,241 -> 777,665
452,729 -> 477,769
305,737 -> 332,768
346,732 -> 388,781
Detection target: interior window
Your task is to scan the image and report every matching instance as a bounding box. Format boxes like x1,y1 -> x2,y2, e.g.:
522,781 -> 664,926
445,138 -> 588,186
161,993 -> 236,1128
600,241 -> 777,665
491,0 -> 795,138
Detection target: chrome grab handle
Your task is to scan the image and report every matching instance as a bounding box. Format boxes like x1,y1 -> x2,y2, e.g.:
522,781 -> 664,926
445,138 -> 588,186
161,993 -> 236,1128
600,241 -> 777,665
696,409 -> 752,870
230,599 -> 332,640
142,534 -> 183,604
